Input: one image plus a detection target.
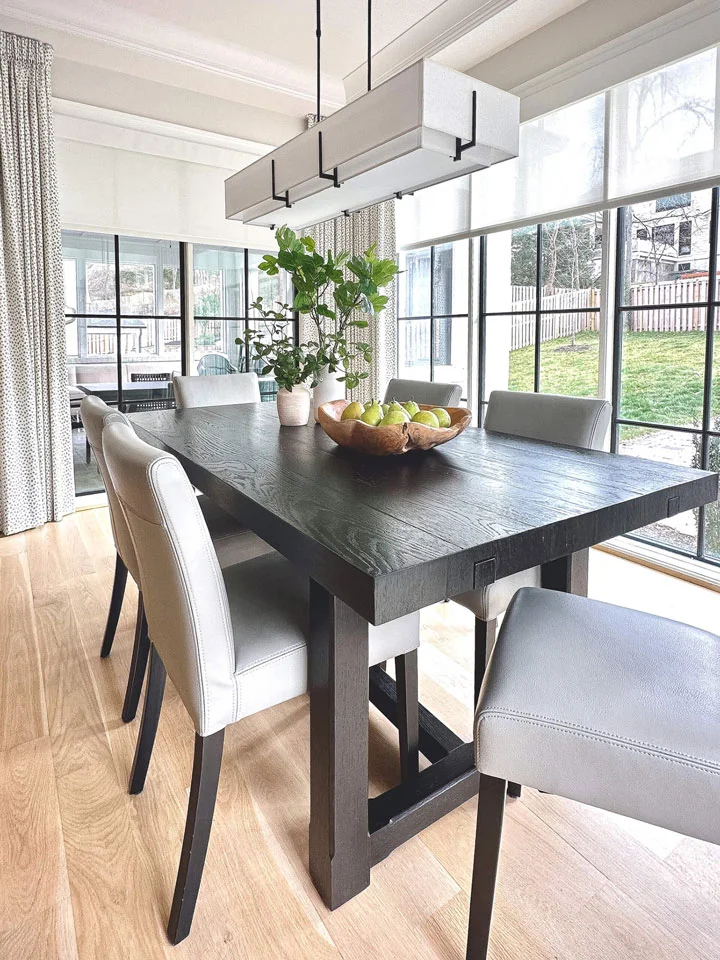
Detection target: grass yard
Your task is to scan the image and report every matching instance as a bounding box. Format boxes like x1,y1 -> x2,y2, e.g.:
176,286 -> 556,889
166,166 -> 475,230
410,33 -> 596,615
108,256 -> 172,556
508,330 -> 717,430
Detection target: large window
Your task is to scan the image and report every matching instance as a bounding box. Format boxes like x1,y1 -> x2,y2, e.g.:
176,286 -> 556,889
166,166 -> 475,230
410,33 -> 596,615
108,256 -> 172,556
612,187 -> 720,560
64,231 -> 183,496
397,240 -> 469,398
480,215 -> 602,405
191,245 -> 293,399
65,232 -> 293,498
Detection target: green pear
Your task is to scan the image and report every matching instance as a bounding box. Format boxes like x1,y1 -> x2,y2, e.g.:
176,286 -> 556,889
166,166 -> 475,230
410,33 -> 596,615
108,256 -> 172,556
381,403 -> 390,416
341,401 -> 364,421
431,407 -> 451,428
412,410 -> 440,428
360,401 -> 383,426
403,400 -> 420,418
388,400 -> 410,420
379,409 -> 409,426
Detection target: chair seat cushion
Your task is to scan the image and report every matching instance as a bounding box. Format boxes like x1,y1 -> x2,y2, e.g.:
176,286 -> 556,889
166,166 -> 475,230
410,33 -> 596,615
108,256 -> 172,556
222,553 -> 420,722
453,566 -> 541,620
197,494 -> 274,567
476,588 -> 720,846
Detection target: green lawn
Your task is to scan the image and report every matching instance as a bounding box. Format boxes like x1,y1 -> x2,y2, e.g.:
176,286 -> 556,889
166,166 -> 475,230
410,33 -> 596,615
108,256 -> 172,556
508,330 -> 717,430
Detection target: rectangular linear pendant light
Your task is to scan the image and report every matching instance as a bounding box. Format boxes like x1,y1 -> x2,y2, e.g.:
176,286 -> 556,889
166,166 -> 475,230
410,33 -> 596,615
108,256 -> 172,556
225,59 -> 519,230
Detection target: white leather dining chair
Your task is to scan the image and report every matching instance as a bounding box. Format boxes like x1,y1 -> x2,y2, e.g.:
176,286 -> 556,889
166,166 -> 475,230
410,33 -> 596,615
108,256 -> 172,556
173,372 -> 261,409
81,396 -> 273,721
453,390 -> 612,695
102,421 -> 421,944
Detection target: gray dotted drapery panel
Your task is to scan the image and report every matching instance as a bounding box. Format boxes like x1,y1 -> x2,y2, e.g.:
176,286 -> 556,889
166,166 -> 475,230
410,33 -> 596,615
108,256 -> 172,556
306,202 -> 397,406
0,31 -> 74,534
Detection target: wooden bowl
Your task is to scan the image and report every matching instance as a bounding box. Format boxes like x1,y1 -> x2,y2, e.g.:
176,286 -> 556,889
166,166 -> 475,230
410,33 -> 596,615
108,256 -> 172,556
317,400 -> 472,456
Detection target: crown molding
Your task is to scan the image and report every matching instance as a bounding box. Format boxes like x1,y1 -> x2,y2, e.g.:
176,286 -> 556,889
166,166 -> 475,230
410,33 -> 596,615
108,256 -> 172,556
2,0 -> 345,110
510,0 -> 720,121
343,0 -> 519,101
53,98 -> 272,170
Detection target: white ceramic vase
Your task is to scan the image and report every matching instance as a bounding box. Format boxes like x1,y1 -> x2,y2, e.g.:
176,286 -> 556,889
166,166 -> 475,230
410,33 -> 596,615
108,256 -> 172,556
276,385 -> 311,426
312,366 -> 345,421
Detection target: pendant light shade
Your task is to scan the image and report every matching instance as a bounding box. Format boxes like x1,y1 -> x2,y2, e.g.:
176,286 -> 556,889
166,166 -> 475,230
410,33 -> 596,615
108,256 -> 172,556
225,60 -> 519,230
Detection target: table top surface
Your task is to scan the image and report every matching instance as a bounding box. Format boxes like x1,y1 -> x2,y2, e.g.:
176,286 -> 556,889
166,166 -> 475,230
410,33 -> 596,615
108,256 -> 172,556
130,402 -> 718,623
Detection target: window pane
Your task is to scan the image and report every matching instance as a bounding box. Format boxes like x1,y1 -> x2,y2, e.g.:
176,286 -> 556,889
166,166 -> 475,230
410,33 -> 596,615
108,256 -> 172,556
192,319 -> 246,376
398,317 -> 431,382
619,314 -> 705,428
539,321 -> 599,396
248,250 -> 291,316
622,190 -> 712,301
398,249 -> 430,317
485,228 -> 537,313
62,230 -> 115,316
193,245 -> 244,317
433,316 -> 468,399
508,314 -> 535,393
609,48 -> 717,200
432,240 -> 468,315
618,426 -> 699,553
541,214 -> 602,294
119,237 -> 180,317
703,439 -> 720,559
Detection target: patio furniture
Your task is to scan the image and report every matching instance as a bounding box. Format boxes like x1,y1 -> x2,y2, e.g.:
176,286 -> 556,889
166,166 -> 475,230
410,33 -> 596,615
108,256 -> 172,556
130,371 -> 172,382
197,353 -> 236,376
467,586 -> 720,958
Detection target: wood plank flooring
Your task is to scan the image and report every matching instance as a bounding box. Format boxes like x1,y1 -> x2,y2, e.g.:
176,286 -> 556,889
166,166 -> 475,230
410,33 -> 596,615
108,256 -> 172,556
2,507 -> 720,959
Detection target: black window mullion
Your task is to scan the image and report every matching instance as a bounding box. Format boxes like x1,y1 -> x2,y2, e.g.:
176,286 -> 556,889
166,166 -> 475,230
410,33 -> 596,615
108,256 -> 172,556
179,241 -> 188,376
533,224 -> 541,393
243,248 -> 251,372
698,186 -> 720,558
429,245 -> 435,382
478,235 -> 487,424
610,206 -> 628,453
114,235 -> 123,409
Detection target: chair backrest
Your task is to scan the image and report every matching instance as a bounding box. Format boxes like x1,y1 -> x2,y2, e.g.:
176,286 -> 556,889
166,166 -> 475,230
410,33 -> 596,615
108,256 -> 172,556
197,354 -> 236,376
484,391 -> 612,451
173,372 -> 261,409
383,378 -> 462,407
80,396 -> 139,583
102,421 -> 236,737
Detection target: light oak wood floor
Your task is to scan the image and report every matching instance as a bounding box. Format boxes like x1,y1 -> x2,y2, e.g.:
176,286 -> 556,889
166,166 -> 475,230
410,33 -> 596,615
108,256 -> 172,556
2,506 -> 720,959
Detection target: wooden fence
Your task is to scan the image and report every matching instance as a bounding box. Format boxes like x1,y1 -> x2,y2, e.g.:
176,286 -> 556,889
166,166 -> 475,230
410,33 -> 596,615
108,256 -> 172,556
510,288 -> 600,350
627,277 -> 716,331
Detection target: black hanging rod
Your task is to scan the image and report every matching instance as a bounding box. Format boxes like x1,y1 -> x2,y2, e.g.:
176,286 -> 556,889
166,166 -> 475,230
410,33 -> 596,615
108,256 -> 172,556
454,90 -> 477,162
271,159 -> 291,207
318,131 -> 340,187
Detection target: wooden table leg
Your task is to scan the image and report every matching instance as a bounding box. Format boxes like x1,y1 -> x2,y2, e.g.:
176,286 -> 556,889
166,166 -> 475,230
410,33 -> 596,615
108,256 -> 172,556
309,578 -> 371,909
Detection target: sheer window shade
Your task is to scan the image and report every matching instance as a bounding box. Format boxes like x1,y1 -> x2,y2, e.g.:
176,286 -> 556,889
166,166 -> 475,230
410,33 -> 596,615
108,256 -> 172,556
400,45 -> 720,247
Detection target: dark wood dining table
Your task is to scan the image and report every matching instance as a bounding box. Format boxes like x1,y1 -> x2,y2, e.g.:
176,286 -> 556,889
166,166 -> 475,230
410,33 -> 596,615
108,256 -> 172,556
130,401 -> 718,910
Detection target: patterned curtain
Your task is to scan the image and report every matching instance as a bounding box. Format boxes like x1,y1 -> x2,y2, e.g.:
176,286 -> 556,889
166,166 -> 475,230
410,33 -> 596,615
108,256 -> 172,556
0,32 -> 74,535
307,202 -> 397,405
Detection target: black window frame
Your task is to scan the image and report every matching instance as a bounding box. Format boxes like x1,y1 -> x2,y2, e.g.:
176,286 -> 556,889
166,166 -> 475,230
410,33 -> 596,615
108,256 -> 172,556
610,186 -> 720,563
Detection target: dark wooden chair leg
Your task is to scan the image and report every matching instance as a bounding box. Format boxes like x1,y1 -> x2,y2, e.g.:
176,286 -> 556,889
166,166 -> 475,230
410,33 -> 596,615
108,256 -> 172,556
121,594 -> 150,723
466,774 -> 507,960
100,553 -> 128,658
167,730 -> 225,945
129,644 -> 166,795
474,618 -> 497,706
475,620 -> 521,798
396,651 -> 419,780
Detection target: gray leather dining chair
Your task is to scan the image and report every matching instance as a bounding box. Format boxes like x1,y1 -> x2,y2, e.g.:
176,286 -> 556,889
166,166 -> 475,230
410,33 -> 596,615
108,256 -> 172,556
81,396 -> 272,721
383,377 -> 462,407
102,420 -> 420,944
173,371 -> 261,409
453,390 -> 612,699
466,586 -> 720,958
